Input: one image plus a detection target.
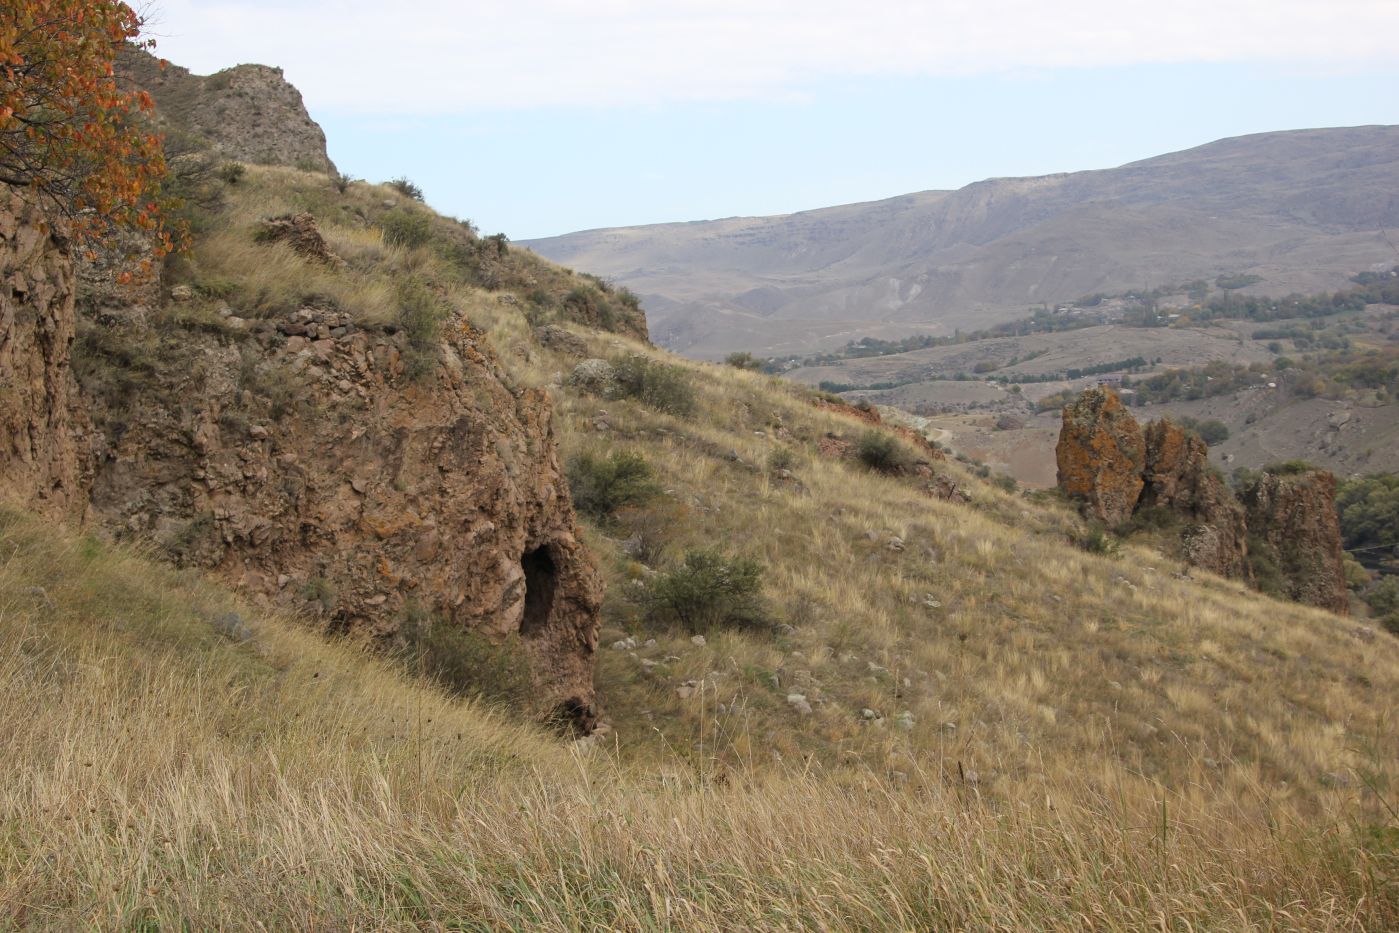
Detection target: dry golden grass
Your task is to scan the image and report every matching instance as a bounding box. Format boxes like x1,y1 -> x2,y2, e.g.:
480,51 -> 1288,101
18,166 -> 1397,926
2,509 -> 1397,929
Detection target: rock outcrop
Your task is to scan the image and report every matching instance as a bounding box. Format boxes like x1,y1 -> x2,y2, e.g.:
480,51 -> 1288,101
1055,387 -> 1144,528
1054,388 -> 1346,614
0,187 -> 92,517
1140,419 -> 1249,580
116,47 -> 336,174
86,303 -> 603,726
1239,470 -> 1349,614
259,213 -> 341,265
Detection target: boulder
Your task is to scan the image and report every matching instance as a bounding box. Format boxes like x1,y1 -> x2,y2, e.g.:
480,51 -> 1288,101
533,325 -> 588,357
1055,387 -> 1145,528
565,358 -> 618,396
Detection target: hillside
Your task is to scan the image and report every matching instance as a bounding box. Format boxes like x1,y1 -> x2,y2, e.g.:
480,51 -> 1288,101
3,159 -> 1393,926
4,35 -> 1399,926
524,126 -> 1399,358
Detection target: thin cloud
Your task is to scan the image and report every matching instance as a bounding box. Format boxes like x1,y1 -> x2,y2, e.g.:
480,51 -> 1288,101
149,1 -> 1399,112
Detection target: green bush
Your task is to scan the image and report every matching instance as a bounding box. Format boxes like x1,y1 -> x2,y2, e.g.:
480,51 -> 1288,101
647,549 -> 769,633
1078,523 -> 1119,557
380,209 -> 434,249
611,354 -> 696,416
388,176 -> 424,201
396,278 -> 450,382
725,351 -> 761,370
216,161 -> 246,185
1368,577 -> 1399,617
1338,474 -> 1399,551
567,450 -> 660,522
768,447 -> 797,472
856,430 -> 913,475
395,604 -> 532,706
1177,416 -> 1230,446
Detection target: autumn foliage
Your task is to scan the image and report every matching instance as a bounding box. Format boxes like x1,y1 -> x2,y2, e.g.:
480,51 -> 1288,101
0,0 -> 177,255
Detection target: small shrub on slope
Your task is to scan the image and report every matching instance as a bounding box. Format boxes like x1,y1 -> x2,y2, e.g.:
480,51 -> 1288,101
567,450 -> 660,523
611,354 -> 696,416
647,548 -> 769,633
856,430 -> 913,475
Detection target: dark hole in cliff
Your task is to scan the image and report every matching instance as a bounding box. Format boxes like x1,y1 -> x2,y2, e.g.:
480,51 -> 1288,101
520,545 -> 557,638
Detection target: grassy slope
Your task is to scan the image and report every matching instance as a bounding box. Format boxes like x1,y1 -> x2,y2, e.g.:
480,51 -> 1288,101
7,165 -> 1398,927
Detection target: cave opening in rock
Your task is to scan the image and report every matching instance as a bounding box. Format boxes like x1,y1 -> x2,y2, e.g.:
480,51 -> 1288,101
520,545 -> 557,637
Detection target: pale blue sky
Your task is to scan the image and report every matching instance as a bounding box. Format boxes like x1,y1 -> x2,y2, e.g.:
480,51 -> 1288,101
150,2 -> 1399,239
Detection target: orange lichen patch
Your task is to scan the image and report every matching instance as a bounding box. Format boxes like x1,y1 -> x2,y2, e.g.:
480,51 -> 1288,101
1054,387 -> 1144,527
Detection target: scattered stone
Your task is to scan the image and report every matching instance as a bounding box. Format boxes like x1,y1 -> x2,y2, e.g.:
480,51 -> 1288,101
690,634 -> 706,646
565,358 -> 617,396
861,708 -> 880,720
169,284 -> 194,302
895,711 -> 915,731
886,536 -> 905,552
612,636 -> 637,651
208,610 -> 255,642
533,324 -> 588,356
786,693 -> 813,715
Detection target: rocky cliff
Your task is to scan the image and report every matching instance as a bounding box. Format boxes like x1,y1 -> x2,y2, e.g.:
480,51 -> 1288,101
85,295 -> 603,726
1140,419 -> 1249,581
1056,387 -> 1345,613
117,46 -> 335,173
1055,387 -> 1144,528
1240,470 -> 1349,614
0,187 -> 93,518
3,179 -> 605,727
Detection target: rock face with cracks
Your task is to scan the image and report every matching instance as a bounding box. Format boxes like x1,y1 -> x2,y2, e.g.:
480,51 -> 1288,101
1239,470 -> 1349,614
87,306 -> 604,728
0,192 -> 604,727
0,187 -> 93,518
1141,419 -> 1249,581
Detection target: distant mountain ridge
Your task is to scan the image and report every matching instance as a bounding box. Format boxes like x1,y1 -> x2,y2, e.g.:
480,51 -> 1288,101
524,126 -> 1399,359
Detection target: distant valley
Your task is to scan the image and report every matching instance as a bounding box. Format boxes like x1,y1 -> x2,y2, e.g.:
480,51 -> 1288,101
525,125 -> 1399,360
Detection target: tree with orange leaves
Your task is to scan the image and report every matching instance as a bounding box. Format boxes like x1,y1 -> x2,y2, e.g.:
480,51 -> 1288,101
0,0 -> 178,257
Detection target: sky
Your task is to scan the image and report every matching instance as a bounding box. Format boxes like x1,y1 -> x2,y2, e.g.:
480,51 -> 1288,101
145,1 -> 1399,240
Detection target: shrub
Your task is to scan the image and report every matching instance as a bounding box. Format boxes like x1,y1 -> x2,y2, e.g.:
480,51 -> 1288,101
725,351 -> 761,370
380,209 -> 434,250
396,277 -> 450,381
388,176 -> 424,201
611,354 -> 696,416
1177,416 -> 1230,445
217,161 -> 246,185
768,447 -> 797,472
856,430 -> 913,475
1368,577 -> 1399,618
567,450 -> 660,522
647,549 -> 769,633
395,604 -> 531,705
332,172 -> 354,194
991,473 -> 1017,493
1078,523 -> 1119,557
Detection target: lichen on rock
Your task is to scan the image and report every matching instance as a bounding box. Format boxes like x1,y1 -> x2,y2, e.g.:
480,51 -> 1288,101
1054,387 -> 1144,528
